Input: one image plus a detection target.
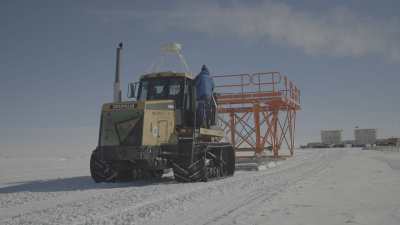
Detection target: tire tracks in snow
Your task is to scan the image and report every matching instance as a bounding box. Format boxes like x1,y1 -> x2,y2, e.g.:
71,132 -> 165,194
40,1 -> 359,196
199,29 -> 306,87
0,150 -> 339,225
75,150 -> 339,225
200,150 -> 343,225
153,150 -> 342,225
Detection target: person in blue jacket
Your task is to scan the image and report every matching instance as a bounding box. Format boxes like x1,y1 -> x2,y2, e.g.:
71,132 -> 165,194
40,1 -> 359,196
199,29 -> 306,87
194,65 -> 215,128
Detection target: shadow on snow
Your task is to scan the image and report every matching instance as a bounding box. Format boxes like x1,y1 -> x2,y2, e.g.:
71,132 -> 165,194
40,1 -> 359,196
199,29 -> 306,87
0,176 -> 176,193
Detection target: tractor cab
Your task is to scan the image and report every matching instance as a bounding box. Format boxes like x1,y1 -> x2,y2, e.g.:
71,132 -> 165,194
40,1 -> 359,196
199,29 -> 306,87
130,71 -> 195,128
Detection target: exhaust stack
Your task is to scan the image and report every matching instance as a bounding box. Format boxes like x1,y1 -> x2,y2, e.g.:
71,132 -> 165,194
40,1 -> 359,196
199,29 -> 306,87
114,42 -> 123,102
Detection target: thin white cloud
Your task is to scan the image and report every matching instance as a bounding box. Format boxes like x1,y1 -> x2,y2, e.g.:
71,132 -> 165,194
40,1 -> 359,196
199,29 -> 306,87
93,1 -> 400,62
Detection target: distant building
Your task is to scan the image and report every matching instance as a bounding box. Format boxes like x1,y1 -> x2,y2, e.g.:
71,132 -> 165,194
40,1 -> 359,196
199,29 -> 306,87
321,130 -> 342,145
306,142 -> 329,148
376,137 -> 400,146
354,129 -> 377,145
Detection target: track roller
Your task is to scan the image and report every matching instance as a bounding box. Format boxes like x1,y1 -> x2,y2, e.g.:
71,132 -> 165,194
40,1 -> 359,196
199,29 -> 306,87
90,150 -> 164,183
90,150 -> 118,183
172,143 -> 235,182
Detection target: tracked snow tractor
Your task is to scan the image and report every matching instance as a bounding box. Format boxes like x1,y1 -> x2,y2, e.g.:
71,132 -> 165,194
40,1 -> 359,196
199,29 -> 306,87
90,43 -> 235,182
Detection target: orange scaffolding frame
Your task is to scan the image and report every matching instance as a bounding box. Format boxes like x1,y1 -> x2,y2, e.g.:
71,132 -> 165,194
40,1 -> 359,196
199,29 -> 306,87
213,72 -> 300,157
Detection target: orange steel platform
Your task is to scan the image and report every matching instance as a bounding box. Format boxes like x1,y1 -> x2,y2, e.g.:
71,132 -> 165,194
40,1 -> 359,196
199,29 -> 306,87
213,72 -> 300,157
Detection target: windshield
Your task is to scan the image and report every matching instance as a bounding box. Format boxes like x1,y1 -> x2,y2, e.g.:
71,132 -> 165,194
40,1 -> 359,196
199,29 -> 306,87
138,77 -> 184,107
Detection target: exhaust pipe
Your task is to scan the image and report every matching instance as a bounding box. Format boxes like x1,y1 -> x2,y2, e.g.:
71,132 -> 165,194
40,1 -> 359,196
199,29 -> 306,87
114,42 -> 123,102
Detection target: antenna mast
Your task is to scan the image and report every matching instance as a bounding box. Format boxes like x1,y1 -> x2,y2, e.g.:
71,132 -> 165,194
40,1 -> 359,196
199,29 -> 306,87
113,42 -> 123,102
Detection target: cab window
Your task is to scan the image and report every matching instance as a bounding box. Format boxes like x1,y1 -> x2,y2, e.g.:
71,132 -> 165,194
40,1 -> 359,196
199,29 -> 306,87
138,77 -> 184,108
138,81 -> 148,101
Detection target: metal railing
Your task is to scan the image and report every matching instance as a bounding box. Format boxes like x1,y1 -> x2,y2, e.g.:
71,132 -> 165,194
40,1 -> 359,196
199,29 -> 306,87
212,72 -> 300,106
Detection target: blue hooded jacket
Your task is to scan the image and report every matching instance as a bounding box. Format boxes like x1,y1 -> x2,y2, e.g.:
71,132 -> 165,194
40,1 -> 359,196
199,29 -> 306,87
194,65 -> 215,100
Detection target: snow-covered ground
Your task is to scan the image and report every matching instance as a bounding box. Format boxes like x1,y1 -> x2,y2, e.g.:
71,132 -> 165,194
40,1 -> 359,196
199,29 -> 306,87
1,148 -> 399,225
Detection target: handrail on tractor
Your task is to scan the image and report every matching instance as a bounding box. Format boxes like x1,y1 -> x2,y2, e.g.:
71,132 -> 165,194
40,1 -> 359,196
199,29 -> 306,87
251,72 -> 281,93
211,72 -> 300,105
212,73 -> 252,88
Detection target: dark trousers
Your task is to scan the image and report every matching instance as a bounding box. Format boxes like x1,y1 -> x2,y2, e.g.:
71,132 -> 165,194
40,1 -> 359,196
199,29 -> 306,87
196,97 -> 211,128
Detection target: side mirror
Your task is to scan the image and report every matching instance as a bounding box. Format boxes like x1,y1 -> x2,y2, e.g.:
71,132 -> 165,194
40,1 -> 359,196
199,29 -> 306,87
128,82 -> 137,98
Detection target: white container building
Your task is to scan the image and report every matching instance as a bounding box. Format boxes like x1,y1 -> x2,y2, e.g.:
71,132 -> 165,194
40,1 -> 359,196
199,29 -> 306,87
354,129 -> 377,145
321,130 -> 342,145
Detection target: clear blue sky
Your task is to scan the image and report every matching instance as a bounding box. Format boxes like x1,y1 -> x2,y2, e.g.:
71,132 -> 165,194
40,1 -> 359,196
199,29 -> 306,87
1,0 -> 399,156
